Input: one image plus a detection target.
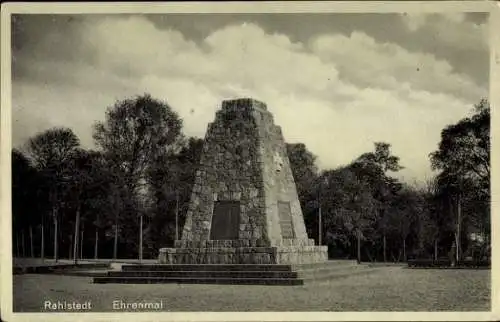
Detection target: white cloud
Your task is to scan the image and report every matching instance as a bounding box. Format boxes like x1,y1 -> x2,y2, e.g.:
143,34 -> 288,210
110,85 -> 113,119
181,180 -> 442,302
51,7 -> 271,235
401,12 -> 488,52
12,15 -> 482,183
310,31 -> 487,102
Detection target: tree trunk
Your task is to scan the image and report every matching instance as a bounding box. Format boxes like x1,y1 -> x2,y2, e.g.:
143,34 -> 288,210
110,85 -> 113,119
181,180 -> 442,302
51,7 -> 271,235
80,226 -> 84,260
357,230 -> 361,264
30,226 -> 34,258
139,215 -> 143,262
175,192 -> 179,241
41,223 -> 45,260
69,234 -> 73,260
53,208 -> 58,262
434,239 -> 438,261
383,234 -> 387,262
365,248 -> 374,262
113,222 -> 118,260
21,229 -> 25,257
16,233 -> 20,257
456,195 -> 461,263
73,206 -> 80,264
94,229 -> 99,260
318,206 -> 322,246
403,238 -> 406,262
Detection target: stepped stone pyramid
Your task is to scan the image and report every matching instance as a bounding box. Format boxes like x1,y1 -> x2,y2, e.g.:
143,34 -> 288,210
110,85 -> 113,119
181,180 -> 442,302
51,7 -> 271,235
159,98 -> 328,264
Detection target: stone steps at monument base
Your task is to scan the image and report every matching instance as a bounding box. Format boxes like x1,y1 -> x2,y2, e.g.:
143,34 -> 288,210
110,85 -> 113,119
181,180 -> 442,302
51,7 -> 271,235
109,264 -> 370,280
107,270 -> 298,278
120,264 -> 294,272
93,276 -> 304,285
92,261 -> 375,285
92,267 -> 378,285
119,260 -> 359,272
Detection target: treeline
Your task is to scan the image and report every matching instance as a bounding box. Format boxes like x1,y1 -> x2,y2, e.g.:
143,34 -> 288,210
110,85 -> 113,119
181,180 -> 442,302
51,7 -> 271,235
11,95 -> 491,262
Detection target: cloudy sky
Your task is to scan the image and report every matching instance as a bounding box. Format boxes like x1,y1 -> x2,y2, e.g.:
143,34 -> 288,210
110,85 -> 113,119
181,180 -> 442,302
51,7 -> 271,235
11,12 -> 489,184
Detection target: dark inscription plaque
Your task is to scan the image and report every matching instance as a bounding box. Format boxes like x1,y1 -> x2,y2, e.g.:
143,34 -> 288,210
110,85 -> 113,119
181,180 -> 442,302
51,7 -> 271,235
278,201 -> 295,239
210,201 -> 240,240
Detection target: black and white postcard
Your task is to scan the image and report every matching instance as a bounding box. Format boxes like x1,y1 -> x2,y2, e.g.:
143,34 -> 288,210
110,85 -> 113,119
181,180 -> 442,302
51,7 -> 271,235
1,1 -> 498,321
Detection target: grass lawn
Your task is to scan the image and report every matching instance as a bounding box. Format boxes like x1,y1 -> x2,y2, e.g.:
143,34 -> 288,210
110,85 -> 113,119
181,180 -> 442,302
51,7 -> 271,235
13,266 -> 490,312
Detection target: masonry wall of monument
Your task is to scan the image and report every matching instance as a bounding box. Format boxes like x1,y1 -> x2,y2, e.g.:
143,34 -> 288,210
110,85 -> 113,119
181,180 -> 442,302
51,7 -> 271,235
159,98 -> 328,264
180,99 -> 269,243
259,111 -> 309,244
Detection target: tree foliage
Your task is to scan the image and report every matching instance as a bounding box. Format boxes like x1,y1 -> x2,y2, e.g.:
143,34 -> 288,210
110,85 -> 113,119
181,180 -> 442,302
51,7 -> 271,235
145,137 -> 203,255
429,99 -> 490,259
92,94 -> 184,257
12,96 -> 490,263
12,149 -> 45,234
93,93 -> 184,191
430,99 -> 489,194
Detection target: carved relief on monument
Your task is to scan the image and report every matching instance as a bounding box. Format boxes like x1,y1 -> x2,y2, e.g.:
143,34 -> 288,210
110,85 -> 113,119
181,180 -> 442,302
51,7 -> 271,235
274,152 -> 284,173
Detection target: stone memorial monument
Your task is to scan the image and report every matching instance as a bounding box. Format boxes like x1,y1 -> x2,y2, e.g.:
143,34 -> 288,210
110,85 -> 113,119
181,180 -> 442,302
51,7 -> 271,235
159,98 -> 328,264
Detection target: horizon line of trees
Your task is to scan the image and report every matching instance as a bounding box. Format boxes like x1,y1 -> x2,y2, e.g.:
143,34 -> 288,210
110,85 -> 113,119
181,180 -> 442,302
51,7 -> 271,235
11,94 -> 491,263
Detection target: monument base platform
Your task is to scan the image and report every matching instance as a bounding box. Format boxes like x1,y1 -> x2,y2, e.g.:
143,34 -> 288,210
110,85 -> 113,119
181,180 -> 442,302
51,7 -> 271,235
158,244 -> 328,265
92,260 -> 375,285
